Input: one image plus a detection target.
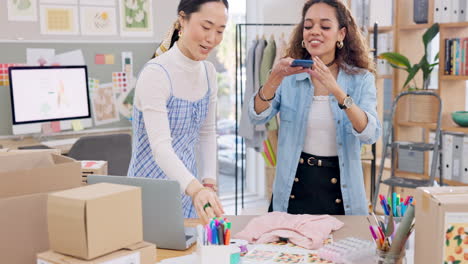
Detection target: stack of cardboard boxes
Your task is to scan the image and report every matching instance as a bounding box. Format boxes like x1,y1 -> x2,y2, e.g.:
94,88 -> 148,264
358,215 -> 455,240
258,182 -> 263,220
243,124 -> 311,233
0,151 -> 82,264
37,182 -> 156,264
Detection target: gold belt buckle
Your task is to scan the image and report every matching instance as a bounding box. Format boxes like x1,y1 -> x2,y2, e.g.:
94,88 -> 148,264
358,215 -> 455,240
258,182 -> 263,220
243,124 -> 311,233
307,157 -> 322,167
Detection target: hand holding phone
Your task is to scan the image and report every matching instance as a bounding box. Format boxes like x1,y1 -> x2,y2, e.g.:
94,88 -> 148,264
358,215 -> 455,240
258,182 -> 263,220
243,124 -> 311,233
290,59 -> 314,68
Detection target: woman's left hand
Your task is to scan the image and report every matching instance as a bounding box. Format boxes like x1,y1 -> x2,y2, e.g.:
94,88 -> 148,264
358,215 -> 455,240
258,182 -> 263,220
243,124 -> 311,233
310,56 -> 340,94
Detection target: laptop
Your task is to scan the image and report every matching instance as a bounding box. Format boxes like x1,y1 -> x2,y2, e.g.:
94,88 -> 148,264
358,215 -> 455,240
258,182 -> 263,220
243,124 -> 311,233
87,175 -> 197,250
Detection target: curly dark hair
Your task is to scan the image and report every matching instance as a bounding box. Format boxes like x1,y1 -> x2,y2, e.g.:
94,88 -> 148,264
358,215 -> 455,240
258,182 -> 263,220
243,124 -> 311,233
285,0 -> 375,74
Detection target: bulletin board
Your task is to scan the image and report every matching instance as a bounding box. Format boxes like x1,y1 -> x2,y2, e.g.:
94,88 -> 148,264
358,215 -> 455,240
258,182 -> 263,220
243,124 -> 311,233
0,0 -> 181,135
0,42 -> 157,135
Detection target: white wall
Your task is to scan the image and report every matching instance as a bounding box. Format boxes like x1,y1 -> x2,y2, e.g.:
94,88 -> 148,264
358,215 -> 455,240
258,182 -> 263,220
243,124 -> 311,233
247,0 -> 304,24
244,0 -> 304,45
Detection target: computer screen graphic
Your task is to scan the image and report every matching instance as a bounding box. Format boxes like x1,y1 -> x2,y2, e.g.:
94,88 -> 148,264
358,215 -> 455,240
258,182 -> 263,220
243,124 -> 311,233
9,66 -> 91,125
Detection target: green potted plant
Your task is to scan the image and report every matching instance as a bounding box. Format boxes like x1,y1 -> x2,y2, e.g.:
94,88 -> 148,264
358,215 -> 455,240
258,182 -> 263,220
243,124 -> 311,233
378,23 -> 440,123
378,23 -> 439,90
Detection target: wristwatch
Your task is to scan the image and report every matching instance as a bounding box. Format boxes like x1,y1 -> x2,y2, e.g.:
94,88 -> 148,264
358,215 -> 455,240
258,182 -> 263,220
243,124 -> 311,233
338,94 -> 354,109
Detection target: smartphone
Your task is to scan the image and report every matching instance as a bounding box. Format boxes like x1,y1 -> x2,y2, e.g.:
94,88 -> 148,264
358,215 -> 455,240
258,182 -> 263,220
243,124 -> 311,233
290,59 -> 314,68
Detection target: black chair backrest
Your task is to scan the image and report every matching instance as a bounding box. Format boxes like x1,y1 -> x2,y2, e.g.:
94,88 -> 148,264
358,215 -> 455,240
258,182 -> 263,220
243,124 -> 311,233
68,134 -> 131,176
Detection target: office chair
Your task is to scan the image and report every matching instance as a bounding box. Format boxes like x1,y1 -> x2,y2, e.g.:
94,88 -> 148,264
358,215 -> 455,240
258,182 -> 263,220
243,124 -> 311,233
68,134 -> 132,176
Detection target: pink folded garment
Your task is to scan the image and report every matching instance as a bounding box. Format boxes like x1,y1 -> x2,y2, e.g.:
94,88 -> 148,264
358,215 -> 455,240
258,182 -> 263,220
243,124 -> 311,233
234,212 -> 344,249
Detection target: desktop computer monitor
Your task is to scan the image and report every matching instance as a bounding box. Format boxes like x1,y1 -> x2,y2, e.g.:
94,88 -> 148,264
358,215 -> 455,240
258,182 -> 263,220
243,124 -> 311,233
8,65 -> 91,135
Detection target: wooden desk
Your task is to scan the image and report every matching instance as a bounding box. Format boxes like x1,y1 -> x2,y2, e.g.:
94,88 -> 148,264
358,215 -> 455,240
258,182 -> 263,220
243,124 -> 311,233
0,127 -> 131,154
156,215 -> 371,262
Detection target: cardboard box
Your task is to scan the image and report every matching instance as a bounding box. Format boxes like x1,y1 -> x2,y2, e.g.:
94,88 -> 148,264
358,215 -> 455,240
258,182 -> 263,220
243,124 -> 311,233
415,187 -> 468,264
0,193 -> 49,264
48,183 -> 143,260
0,152 -> 82,264
37,242 -> 156,264
0,152 -> 81,198
0,148 -> 61,155
80,161 -> 108,183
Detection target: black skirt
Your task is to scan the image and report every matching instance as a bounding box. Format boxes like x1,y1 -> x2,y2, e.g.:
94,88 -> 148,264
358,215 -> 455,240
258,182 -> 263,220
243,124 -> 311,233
269,152 -> 345,215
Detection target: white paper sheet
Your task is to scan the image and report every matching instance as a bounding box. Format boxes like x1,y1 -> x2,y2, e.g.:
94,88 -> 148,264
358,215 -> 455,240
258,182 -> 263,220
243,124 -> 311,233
26,48 -> 55,66
54,49 -> 85,65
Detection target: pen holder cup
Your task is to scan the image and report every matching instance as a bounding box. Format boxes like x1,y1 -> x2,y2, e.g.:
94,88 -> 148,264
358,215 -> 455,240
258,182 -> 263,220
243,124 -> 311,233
383,216 -> 413,250
375,249 -> 406,264
197,244 -> 240,264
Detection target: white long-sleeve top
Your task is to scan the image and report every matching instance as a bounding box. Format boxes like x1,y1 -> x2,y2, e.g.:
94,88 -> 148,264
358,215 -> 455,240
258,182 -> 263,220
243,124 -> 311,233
133,43 -> 218,192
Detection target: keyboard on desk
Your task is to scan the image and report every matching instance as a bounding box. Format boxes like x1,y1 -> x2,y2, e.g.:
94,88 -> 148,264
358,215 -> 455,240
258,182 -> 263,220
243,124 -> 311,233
40,138 -> 79,148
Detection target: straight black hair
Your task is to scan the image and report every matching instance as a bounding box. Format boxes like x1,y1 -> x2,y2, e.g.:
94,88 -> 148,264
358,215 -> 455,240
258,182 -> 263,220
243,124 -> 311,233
172,0 -> 229,46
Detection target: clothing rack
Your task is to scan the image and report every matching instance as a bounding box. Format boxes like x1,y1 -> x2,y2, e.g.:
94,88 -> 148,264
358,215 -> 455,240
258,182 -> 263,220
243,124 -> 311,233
234,23 -> 296,215
233,23 -> 377,214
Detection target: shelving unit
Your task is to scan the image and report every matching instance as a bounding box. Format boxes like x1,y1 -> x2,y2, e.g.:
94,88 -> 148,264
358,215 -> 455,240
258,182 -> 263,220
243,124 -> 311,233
391,0 -> 468,186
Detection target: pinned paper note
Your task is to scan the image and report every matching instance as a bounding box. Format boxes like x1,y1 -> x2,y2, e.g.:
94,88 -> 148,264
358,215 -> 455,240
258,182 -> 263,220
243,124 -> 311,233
92,83 -> 120,125
95,54 -> 105,64
121,51 -> 133,83
104,54 -> 115,64
0,63 -> 25,86
112,72 -> 128,93
27,48 -> 55,66
88,78 -> 100,93
50,121 -> 61,132
95,54 -> 114,65
71,120 -> 84,131
41,123 -> 54,135
54,49 -> 85,66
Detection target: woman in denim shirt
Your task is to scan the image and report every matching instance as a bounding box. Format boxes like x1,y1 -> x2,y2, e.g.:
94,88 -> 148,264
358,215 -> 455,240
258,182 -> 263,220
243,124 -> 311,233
249,0 -> 381,215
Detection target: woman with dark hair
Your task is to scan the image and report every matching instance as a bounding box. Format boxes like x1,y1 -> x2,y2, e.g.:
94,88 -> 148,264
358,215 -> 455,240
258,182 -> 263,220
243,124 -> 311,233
249,0 -> 381,215
128,0 -> 229,224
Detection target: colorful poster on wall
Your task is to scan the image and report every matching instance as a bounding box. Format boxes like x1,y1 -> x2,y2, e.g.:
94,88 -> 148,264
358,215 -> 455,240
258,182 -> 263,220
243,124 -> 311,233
80,6 -> 117,35
119,0 -> 153,37
7,0 -> 38,21
92,83 -> 120,125
40,5 -> 79,35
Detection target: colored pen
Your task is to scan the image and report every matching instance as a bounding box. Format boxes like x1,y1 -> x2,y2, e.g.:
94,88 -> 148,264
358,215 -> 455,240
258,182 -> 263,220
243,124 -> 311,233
403,195 -> 411,206
206,225 -> 212,245
217,225 -> 224,245
224,229 -> 231,245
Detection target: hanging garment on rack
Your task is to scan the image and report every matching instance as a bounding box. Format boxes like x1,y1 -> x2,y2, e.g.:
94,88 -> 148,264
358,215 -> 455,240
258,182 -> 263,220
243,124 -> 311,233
253,38 -> 268,135
239,40 -> 264,151
259,35 -> 276,87
273,34 -> 288,67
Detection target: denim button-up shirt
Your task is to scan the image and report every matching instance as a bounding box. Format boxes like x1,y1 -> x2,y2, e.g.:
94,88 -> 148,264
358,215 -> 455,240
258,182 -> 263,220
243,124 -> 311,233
248,66 -> 382,215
